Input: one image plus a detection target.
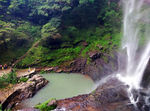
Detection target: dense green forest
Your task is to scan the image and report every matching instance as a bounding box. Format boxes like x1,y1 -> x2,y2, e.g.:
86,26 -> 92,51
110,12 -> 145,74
0,0 -> 121,68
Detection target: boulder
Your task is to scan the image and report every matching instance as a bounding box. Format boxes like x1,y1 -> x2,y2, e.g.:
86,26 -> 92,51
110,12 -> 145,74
47,99 -> 57,107
56,69 -> 62,73
70,58 -> 87,73
89,51 -> 102,60
43,67 -> 54,72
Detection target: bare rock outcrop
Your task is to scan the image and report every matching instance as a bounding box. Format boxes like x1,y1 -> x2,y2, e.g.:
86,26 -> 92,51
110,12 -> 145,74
55,78 -> 135,111
2,75 -> 48,110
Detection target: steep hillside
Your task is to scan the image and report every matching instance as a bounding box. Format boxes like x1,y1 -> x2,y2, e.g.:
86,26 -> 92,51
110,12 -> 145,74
0,0 -> 122,68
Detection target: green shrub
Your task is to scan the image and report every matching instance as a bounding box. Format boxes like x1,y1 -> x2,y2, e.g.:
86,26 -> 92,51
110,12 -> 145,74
35,99 -> 57,111
17,45 -> 82,67
0,104 -> 2,111
16,22 -> 41,41
0,104 -> 11,111
6,71 -> 17,84
0,71 -> 18,88
40,70 -> 47,74
41,18 -> 61,38
19,77 -> 28,82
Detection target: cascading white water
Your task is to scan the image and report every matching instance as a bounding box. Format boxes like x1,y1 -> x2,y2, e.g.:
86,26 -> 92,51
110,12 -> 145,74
116,0 -> 150,107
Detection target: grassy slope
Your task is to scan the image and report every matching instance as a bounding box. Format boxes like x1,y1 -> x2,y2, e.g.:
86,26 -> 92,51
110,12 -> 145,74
0,0 -> 122,68
0,21 -> 41,65
16,26 -> 121,68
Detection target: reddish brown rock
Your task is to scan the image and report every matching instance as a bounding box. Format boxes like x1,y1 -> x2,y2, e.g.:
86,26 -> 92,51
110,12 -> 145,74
89,51 -> 102,60
55,79 -> 135,111
62,52 -> 118,81
47,99 -> 57,107
56,69 -> 62,73
43,67 -> 54,72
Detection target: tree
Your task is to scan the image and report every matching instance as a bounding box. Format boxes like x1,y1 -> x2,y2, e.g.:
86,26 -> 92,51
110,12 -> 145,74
41,17 -> 62,49
0,20 -> 29,49
0,21 -> 15,49
41,17 -> 61,38
5,0 -> 79,24
97,1 -> 121,32
0,0 -> 10,17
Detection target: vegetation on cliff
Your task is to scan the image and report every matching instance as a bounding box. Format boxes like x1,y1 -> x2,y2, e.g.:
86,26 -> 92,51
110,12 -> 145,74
0,70 -> 29,89
35,99 -> 57,111
0,0 -> 122,68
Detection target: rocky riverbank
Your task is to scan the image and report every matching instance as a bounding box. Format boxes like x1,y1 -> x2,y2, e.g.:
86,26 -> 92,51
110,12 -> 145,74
14,54 -> 150,111
14,52 -> 119,111
19,77 -> 136,111
55,78 -> 135,111
0,51 -> 135,111
1,75 -> 48,110
0,51 -> 117,110
36,51 -> 118,81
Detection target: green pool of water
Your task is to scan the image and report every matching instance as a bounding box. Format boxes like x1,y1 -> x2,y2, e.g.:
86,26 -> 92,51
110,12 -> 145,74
22,73 -> 95,107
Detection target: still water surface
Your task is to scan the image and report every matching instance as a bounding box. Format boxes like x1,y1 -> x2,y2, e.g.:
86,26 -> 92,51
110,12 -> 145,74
22,73 -> 95,107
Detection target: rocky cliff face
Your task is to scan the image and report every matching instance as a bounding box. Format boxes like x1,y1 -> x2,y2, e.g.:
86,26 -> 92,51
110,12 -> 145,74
141,59 -> 150,88
61,52 -> 118,81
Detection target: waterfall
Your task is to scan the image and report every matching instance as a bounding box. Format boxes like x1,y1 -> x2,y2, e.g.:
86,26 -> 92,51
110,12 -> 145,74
116,0 -> 150,108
